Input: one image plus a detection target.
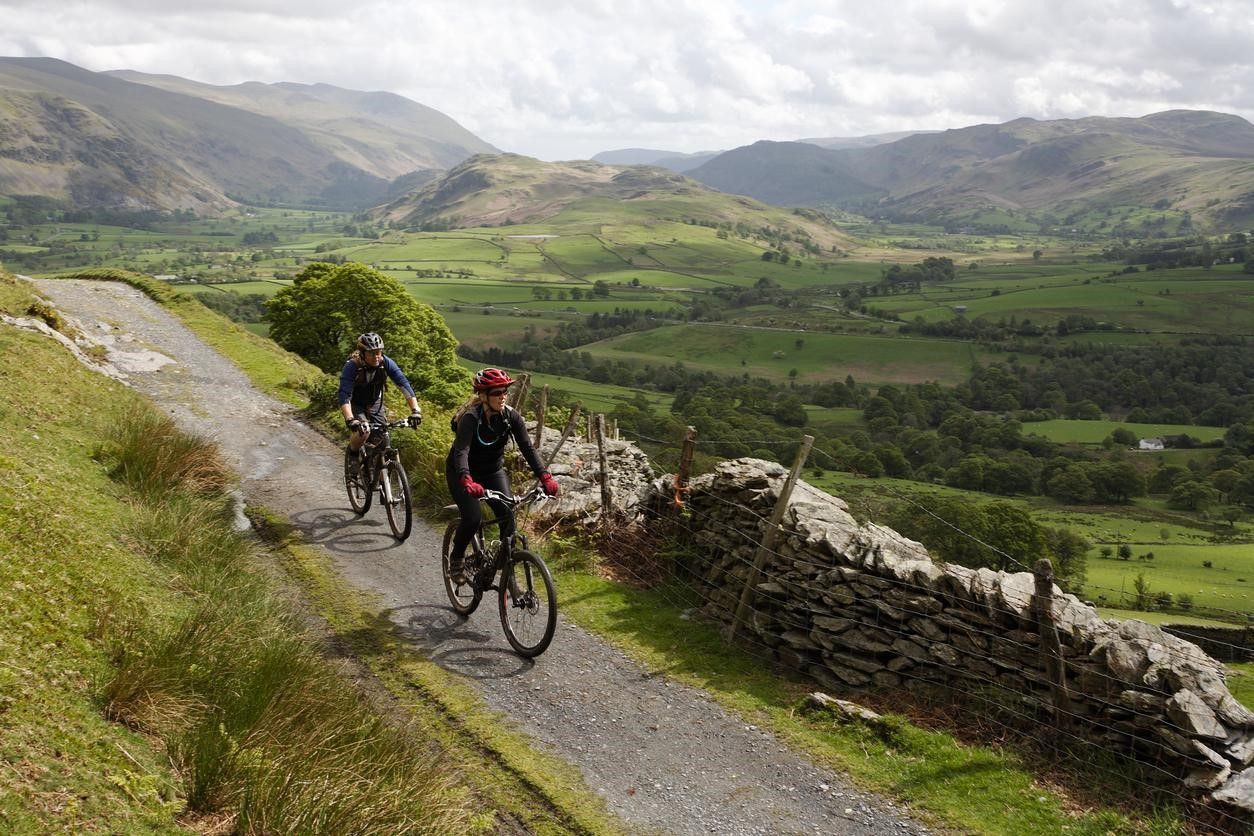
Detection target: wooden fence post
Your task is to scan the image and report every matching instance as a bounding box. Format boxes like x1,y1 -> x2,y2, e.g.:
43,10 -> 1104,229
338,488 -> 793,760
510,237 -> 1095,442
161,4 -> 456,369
731,435 -> 814,641
532,385 -> 549,447
548,402 -> 582,461
1033,558 -> 1071,727
667,425 -> 698,523
512,373 -> 532,415
594,413 -> 612,514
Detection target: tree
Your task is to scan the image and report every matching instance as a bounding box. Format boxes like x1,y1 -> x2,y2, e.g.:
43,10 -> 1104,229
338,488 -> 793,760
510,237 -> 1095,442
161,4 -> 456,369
1043,526 -> 1090,592
1133,573 -> 1152,610
1167,480 -> 1220,512
265,261 -> 469,407
592,280 -> 610,297
1033,249 -> 1043,262
1118,544 -> 1133,561
1047,465 -> 1095,504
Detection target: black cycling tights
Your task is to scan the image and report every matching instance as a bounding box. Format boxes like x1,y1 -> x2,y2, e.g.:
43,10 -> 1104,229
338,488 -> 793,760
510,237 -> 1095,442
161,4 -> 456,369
445,466 -> 514,561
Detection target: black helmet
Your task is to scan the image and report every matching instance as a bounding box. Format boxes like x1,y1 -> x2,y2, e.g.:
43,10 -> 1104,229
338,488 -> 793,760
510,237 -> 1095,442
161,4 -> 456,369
357,332 -> 384,351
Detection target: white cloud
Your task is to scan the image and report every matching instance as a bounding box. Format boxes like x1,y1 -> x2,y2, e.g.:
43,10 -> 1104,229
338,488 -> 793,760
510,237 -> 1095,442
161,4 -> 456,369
0,0 -> 1252,159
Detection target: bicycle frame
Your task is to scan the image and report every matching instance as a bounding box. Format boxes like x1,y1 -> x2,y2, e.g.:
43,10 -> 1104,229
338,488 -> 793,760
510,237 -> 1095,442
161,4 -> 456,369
468,486 -> 544,586
358,418 -> 407,497
442,484 -> 557,656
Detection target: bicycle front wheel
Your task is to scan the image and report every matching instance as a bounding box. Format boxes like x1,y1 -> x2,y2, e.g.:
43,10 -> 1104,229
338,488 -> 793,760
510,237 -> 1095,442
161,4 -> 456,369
442,521 -> 482,616
499,550 -> 557,657
344,448 -> 371,515
382,459 -> 412,541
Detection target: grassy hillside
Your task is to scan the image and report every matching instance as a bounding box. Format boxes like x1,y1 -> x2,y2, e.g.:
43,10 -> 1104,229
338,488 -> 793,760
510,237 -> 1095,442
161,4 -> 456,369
0,270 -> 624,832
0,58 -> 493,211
378,153 -> 860,254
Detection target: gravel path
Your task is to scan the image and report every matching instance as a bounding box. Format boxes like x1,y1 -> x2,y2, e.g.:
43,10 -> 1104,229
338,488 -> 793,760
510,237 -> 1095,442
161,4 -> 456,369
31,278 -> 932,836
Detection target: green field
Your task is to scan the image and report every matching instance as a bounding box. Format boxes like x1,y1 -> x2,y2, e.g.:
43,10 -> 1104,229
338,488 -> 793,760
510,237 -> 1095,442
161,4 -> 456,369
1083,544 -> 1254,615
1023,419 -> 1227,445
810,471 -> 1254,622
873,265 -> 1254,334
577,324 -> 995,386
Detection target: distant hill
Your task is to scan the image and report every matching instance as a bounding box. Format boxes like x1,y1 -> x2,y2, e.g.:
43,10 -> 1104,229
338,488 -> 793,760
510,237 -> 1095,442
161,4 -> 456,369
797,130 -> 932,150
688,141 -> 884,208
378,152 -> 857,251
686,111 -> 1254,230
592,148 -> 722,173
0,57 -> 495,213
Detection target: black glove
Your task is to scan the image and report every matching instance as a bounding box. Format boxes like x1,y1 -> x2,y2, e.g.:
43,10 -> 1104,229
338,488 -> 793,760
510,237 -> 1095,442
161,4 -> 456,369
347,417 -> 364,432
407,409 -> 423,428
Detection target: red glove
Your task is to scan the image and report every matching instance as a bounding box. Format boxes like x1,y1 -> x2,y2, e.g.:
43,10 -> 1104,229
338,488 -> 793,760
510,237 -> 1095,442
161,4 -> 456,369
460,474 -> 485,498
540,472 -> 560,497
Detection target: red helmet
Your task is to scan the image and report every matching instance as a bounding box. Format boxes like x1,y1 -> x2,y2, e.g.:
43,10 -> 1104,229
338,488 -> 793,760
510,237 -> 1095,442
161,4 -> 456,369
473,367 -> 515,391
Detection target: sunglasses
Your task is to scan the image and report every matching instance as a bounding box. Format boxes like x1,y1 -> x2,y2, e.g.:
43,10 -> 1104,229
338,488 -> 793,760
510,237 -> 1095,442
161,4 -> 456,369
487,388 -> 510,396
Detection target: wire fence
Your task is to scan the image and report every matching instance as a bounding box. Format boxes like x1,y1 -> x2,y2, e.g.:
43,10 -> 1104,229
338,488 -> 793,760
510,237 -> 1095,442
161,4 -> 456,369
529,417 -> 1253,833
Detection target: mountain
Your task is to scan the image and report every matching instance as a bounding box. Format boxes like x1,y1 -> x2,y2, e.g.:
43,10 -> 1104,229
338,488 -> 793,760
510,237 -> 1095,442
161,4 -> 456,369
797,130 -> 932,150
684,140 -> 885,209
592,147 -> 722,173
0,57 -> 495,213
108,70 -> 496,177
686,111 -> 1254,230
377,152 -> 856,251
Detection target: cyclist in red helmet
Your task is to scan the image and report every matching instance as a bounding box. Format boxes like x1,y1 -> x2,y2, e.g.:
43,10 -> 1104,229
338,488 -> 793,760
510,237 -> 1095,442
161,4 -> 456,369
445,368 -> 560,581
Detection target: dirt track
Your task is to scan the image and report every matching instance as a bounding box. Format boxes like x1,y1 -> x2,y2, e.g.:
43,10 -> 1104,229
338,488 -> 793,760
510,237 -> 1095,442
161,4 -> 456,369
32,278 -> 930,836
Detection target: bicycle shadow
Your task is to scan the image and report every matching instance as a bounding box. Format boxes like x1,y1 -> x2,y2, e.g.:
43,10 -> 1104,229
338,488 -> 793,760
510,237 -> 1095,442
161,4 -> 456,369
325,602 -> 537,680
288,506 -> 405,554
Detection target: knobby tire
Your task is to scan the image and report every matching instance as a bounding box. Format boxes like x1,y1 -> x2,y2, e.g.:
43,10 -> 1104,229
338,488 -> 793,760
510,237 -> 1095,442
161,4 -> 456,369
383,459 -> 412,541
442,521 -> 482,615
499,550 -> 557,657
344,447 -> 371,515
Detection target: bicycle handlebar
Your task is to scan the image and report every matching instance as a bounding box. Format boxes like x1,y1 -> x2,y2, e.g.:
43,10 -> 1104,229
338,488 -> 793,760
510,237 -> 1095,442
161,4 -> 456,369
357,415 -> 416,432
481,485 -> 547,508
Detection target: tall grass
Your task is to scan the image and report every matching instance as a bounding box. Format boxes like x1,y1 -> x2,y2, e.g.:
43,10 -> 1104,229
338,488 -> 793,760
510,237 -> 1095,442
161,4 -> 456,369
99,405 -> 476,833
97,408 -> 234,499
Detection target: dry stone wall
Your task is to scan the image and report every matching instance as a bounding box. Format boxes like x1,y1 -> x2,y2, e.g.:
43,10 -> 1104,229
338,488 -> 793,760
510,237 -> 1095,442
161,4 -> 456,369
662,458 -> 1254,814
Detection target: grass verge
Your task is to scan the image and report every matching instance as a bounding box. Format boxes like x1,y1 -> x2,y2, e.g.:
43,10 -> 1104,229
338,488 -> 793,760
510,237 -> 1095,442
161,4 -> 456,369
0,320 -> 185,832
247,508 -> 624,835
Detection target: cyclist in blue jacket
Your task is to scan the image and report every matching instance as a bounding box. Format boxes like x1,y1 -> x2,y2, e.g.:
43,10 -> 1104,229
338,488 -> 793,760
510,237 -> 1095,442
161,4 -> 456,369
338,332 -> 422,460
446,367 -> 559,580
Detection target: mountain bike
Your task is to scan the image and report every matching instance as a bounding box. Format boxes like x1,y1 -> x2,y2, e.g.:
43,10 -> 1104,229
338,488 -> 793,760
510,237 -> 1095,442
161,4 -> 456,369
344,416 -> 413,541
441,485 -> 558,657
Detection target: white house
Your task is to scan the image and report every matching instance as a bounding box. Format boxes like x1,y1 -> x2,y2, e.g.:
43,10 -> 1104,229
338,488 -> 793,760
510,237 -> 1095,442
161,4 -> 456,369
1138,437 -> 1165,451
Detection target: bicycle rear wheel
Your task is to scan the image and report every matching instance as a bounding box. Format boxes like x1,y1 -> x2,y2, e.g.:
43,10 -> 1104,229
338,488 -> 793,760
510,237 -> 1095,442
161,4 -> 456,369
499,550 -> 557,657
344,448 -> 371,515
382,459 -> 412,541
442,521 -> 482,615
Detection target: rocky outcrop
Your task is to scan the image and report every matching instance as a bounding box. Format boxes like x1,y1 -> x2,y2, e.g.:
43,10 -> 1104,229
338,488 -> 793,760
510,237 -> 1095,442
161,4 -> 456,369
654,457 -> 1254,814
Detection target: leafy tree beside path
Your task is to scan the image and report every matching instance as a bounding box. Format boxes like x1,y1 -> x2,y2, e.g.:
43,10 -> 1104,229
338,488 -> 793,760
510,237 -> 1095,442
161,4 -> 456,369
265,261 -> 469,407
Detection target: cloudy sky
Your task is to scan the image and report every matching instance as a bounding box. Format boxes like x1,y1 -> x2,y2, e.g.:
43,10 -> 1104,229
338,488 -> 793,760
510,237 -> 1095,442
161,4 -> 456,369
2,0 -> 1252,160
